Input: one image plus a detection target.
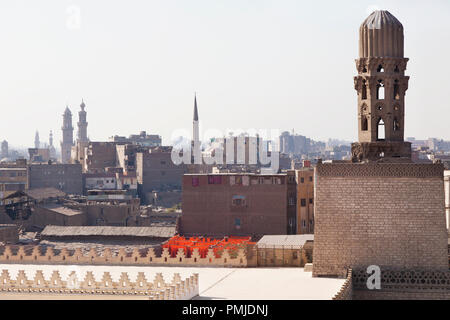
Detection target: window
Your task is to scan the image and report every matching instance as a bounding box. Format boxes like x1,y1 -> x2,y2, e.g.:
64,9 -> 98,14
309,176 -> 313,182
289,197 -> 295,206
309,198 -> 313,204
301,199 -> 306,207
377,118 -> 385,140
232,195 -> 246,207
235,218 -> 241,227
207,175 -> 222,185
361,80 -> 367,100
393,118 -> 400,132
361,116 -> 368,131
377,64 -> 384,72
300,177 -> 304,183
394,65 -> 400,73
394,80 -> 400,100
192,177 -> 199,187
376,80 -> 385,100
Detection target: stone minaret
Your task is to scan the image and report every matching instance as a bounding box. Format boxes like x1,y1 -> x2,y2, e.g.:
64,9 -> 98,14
1,140 -> 8,158
77,99 -> 88,143
61,106 -> 74,163
192,94 -> 201,164
34,131 -> 40,149
49,130 -> 56,159
351,10 -> 411,162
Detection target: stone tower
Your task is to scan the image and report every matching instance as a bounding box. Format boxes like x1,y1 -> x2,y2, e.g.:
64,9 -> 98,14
49,130 -> 56,160
61,106 -> 74,164
1,140 -> 8,159
77,99 -> 88,143
351,10 -> 411,162
34,131 -> 40,149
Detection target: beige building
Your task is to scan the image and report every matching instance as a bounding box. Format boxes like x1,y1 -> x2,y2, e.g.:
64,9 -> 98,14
444,170 -> 450,231
296,167 -> 314,234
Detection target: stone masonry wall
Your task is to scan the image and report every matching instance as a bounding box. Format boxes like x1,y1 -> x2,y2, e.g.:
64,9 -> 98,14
313,163 -> 449,277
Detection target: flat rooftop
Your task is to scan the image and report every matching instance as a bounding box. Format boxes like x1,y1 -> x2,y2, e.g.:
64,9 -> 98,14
42,204 -> 83,216
41,225 -> 176,239
0,264 -> 345,300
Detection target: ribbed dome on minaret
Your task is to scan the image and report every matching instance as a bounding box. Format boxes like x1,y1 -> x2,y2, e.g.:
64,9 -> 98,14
359,10 -> 404,58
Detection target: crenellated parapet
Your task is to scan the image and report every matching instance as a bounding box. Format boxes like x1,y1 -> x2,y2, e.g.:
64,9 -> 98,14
0,268 -> 199,300
0,245 -> 248,267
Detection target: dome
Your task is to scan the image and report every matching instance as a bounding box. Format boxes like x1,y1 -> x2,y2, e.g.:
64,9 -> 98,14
359,10 -> 404,58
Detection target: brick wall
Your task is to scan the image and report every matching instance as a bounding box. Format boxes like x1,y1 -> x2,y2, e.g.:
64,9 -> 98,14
313,163 -> 449,277
181,174 -> 289,237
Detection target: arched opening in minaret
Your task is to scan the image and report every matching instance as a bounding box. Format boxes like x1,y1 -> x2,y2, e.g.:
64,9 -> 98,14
376,80 -> 385,100
394,80 -> 400,100
393,118 -> 400,132
362,80 -> 367,100
377,65 -> 384,73
394,65 -> 400,73
361,116 -> 368,131
377,118 -> 385,141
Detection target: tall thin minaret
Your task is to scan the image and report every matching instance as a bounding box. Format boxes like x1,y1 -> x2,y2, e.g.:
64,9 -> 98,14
49,130 -> 56,159
61,106 -> 74,164
192,94 -> 201,164
49,130 -> 53,147
77,99 -> 88,143
34,131 -> 40,149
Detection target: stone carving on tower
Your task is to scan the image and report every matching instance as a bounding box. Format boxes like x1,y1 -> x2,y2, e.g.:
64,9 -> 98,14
351,10 -> 411,162
61,106 -> 74,164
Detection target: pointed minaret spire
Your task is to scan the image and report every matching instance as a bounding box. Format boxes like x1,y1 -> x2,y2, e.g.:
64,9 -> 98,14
193,93 -> 199,121
192,93 -> 201,164
34,131 -> 40,149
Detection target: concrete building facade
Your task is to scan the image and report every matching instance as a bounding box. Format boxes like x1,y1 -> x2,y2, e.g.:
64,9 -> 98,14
136,147 -> 186,204
27,163 -> 83,195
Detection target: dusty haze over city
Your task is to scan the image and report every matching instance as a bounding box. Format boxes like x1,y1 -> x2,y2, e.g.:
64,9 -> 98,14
1,0 -> 449,148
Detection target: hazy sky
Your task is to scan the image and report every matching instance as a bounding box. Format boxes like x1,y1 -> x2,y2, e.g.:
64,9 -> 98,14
1,0 -> 449,148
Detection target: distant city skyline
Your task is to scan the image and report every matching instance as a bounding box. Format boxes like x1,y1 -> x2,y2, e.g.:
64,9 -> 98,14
1,0 -> 449,147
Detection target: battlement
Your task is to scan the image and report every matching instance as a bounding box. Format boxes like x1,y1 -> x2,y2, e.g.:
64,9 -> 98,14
0,245 -> 248,267
0,268 -> 199,300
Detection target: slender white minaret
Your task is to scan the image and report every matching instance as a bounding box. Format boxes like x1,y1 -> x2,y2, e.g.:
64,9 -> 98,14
34,131 -> 40,149
192,94 -> 201,164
